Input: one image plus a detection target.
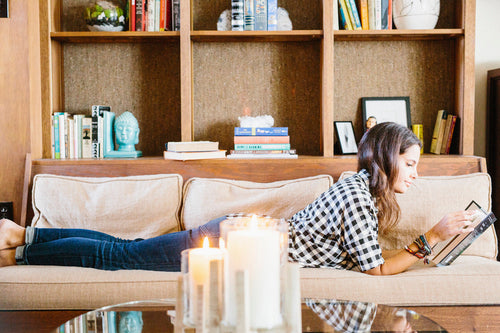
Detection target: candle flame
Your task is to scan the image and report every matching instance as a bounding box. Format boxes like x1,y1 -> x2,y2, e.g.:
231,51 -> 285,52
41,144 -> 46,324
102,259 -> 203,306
203,237 -> 210,248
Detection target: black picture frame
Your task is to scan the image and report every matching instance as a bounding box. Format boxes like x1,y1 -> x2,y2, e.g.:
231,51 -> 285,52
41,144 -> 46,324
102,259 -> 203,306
0,0 -> 8,18
361,97 -> 411,132
334,121 -> 358,155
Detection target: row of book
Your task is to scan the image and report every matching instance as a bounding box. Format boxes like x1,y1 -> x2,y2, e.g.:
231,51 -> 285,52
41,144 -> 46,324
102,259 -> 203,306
430,109 -> 457,155
227,127 -> 298,159
231,0 -> 278,31
51,106 -> 115,159
337,0 -> 392,31
129,0 -> 180,32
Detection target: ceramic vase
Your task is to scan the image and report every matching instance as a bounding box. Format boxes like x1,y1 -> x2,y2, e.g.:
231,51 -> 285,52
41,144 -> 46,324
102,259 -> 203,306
393,0 -> 440,30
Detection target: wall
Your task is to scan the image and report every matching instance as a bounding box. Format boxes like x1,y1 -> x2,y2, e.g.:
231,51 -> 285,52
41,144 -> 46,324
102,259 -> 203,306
0,0 -> 41,224
475,0 -> 500,157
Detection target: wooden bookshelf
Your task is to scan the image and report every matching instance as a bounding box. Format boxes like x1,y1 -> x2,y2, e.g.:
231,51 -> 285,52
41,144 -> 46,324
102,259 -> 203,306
37,0 -> 476,160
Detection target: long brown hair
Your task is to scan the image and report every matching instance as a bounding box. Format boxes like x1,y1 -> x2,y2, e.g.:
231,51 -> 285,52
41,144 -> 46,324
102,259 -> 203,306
357,122 -> 422,234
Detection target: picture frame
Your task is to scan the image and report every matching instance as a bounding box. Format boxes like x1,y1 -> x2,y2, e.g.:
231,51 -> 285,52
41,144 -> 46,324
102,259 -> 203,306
0,0 -> 8,18
361,97 -> 411,132
334,121 -> 358,155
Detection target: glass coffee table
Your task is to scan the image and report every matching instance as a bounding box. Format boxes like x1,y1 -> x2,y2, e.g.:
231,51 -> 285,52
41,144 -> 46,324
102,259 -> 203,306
59,298 -> 447,332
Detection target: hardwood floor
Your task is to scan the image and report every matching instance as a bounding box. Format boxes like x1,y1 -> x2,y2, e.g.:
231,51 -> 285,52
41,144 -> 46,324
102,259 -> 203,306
1,306 -> 500,332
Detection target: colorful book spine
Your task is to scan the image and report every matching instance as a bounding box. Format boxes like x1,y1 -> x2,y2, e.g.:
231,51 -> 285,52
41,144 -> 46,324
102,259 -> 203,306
357,0 -> 369,30
412,124 -> 423,154
444,115 -> 457,154
381,0 -> 389,29
243,0 -> 254,30
53,112 -> 64,159
234,127 -> 288,136
136,0 -> 144,31
234,136 -> 290,144
338,0 -> 353,30
232,0 -> 244,31
82,116 -> 92,158
267,0 -> 278,31
254,0 -> 267,30
346,0 -> 362,30
130,0 -> 136,31
159,0 -> 165,30
235,143 -> 291,150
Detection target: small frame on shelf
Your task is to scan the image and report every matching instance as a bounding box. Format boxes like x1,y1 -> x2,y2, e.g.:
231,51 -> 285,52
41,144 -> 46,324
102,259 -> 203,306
0,0 -> 8,18
361,97 -> 411,132
334,121 -> 358,155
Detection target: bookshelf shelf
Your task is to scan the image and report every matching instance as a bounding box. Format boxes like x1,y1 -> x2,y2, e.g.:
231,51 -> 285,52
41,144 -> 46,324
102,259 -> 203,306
334,29 -> 464,41
190,30 -> 323,42
38,0 -> 476,160
50,31 -> 180,43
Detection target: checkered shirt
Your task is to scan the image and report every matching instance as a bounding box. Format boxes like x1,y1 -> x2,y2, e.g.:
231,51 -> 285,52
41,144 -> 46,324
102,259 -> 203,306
287,169 -> 384,272
304,298 -> 377,332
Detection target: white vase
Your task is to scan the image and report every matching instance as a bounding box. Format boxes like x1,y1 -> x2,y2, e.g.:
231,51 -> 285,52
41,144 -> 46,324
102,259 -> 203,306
393,0 -> 440,30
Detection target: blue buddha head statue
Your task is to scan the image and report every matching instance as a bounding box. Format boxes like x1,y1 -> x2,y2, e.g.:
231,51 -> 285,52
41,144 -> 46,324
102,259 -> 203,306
118,311 -> 143,333
114,111 -> 140,152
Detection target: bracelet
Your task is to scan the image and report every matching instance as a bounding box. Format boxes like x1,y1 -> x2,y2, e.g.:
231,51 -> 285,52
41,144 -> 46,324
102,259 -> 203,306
413,235 -> 432,257
404,245 -> 425,259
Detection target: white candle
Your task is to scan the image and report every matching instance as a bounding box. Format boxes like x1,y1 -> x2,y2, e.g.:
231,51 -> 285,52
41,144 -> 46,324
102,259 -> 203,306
225,217 -> 283,329
188,237 -> 225,325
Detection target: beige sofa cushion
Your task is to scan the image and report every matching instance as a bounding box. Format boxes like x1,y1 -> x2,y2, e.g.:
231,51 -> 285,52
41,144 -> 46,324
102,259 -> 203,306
31,174 -> 183,239
181,175 -> 334,230
339,171 -> 497,259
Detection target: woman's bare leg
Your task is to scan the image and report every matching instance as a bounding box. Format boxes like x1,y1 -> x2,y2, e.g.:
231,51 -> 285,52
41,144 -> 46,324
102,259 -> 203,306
0,248 -> 15,267
0,219 -> 26,250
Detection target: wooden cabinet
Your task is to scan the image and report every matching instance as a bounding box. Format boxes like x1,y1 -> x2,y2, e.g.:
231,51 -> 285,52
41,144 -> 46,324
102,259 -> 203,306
37,0 -> 476,159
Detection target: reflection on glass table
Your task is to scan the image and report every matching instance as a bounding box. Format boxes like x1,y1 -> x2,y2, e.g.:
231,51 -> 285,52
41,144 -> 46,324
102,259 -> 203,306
58,298 -> 447,333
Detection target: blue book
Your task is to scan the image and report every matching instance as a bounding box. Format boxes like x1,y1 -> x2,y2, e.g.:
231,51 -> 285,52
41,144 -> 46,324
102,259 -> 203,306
53,112 -> 63,159
267,0 -> 277,31
234,127 -> 288,136
244,0 -> 255,30
254,0 -> 267,30
235,143 -> 291,150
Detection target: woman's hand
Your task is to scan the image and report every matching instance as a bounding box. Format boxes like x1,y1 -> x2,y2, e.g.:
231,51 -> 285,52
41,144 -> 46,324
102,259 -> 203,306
425,210 -> 477,246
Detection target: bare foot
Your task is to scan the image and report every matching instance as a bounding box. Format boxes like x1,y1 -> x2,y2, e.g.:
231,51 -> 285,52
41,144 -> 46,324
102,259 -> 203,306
0,219 -> 26,250
0,248 -> 16,267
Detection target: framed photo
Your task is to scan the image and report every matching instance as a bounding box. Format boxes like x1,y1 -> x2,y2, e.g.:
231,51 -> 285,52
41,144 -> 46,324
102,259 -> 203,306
361,97 -> 411,132
0,0 -> 8,18
334,121 -> 358,154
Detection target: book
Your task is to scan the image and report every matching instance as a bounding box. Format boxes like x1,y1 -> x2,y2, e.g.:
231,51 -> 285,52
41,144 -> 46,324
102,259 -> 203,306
234,136 -> 290,144
345,0 -> 362,30
443,115 -> 457,154
381,0 -> 390,29
234,143 -> 291,150
172,0 -> 180,31
411,124 -> 423,154
232,0 -> 244,31
429,109 -> 447,154
163,149 -> 226,160
53,112 -> 64,159
166,141 -> 219,152
333,0 -> 339,30
227,153 -> 298,159
230,149 -> 296,154
91,105 -> 111,158
431,201 -> 497,266
434,109 -> 449,154
130,0 -> 136,31
81,116 -> 92,158
234,127 -> 288,136
374,0 -> 382,29
356,0 -> 369,30
254,0 -> 267,30
267,0 -> 278,31
440,114 -> 455,154
338,0 -> 353,30
367,0 -> 376,29
244,0 -> 255,30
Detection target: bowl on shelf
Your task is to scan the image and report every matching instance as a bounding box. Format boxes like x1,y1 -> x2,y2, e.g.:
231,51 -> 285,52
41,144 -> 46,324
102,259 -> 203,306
85,1 -> 127,32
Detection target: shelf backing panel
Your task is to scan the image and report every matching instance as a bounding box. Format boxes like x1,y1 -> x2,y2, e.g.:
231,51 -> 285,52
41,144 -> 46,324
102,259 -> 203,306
192,41 -> 322,155
63,43 -> 181,156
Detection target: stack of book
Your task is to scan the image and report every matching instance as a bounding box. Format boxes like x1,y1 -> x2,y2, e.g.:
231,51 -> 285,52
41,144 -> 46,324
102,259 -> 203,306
227,127 -> 298,159
429,109 -> 458,155
337,0 -> 392,31
231,0 -> 278,31
163,141 -> 226,160
129,0 -> 179,32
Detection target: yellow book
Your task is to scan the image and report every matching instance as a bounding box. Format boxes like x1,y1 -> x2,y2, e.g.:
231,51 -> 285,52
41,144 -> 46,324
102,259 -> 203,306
357,0 -> 369,30
339,0 -> 353,30
412,124 -> 424,154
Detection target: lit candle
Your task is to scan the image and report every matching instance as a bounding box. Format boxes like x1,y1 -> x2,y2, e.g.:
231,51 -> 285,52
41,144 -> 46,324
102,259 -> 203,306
188,237 -> 225,325
225,216 -> 283,329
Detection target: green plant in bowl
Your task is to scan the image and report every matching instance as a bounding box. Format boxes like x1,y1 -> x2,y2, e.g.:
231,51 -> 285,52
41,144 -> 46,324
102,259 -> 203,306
85,1 -> 127,32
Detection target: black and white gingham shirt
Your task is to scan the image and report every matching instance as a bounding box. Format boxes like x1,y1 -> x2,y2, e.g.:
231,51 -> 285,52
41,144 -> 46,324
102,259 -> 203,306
287,169 -> 384,272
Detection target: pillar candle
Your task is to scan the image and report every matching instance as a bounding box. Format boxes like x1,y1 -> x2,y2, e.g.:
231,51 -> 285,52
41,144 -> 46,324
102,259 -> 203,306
188,238 -> 225,325
225,217 -> 282,329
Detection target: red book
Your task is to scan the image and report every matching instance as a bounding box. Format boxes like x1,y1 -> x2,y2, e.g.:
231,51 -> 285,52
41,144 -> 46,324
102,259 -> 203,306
444,115 -> 457,154
130,0 -> 136,31
141,0 -> 148,31
160,0 -> 165,30
233,136 -> 290,144
165,0 -> 171,30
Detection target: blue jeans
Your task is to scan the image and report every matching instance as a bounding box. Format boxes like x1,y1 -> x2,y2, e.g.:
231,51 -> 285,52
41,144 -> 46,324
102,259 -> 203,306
18,216 -> 225,271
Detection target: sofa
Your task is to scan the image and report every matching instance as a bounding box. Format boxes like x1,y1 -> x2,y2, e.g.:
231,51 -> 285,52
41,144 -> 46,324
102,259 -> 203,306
1,158 -> 499,317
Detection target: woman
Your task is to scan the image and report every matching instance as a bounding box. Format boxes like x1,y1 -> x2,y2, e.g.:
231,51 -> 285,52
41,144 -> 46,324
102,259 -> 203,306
0,123 -> 475,274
